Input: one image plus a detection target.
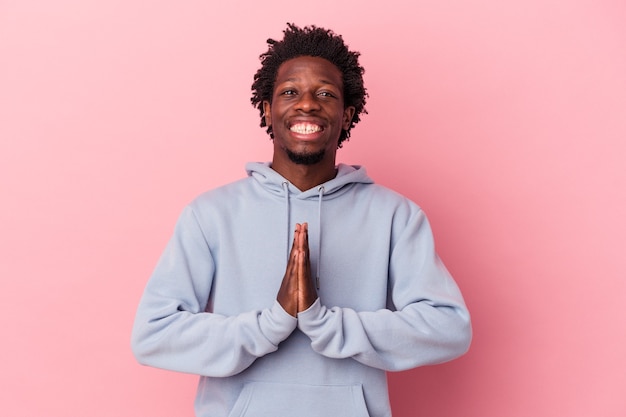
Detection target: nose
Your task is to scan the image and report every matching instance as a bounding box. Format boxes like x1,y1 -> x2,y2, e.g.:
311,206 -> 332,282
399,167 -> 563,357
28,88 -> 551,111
295,91 -> 321,112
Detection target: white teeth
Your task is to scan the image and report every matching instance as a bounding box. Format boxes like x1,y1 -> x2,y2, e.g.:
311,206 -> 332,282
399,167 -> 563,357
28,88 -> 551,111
290,123 -> 322,134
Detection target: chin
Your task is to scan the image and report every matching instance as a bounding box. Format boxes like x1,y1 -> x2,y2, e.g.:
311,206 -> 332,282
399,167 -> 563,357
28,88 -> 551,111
286,148 -> 326,165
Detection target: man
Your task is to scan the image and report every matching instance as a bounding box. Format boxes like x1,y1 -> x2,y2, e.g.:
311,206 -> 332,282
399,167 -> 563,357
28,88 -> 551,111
132,23 -> 471,417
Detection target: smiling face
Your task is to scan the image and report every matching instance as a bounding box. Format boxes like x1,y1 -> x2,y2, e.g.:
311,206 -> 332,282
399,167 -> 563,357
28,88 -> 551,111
263,56 -> 355,168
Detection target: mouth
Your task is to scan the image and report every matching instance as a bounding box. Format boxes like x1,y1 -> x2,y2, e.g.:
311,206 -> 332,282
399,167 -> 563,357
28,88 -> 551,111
289,122 -> 324,135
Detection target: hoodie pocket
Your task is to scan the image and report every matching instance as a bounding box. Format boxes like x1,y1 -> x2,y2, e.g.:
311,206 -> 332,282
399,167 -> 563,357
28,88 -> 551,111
227,381 -> 371,417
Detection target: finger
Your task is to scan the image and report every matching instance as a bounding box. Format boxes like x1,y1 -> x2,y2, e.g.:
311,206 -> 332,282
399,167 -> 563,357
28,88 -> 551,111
297,249 -> 317,312
302,223 -> 309,253
297,222 -> 308,251
297,249 -> 305,280
278,243 -> 300,317
288,227 -> 300,259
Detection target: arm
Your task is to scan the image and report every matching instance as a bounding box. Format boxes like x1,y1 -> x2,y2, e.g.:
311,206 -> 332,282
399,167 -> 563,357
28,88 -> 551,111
297,209 -> 472,371
131,206 -> 297,377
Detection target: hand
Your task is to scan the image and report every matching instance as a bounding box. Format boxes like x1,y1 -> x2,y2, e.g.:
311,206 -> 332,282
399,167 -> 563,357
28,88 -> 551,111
277,223 -> 318,317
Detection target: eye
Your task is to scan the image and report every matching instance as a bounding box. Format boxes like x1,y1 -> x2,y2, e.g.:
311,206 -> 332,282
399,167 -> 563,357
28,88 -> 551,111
318,91 -> 335,98
281,89 -> 297,96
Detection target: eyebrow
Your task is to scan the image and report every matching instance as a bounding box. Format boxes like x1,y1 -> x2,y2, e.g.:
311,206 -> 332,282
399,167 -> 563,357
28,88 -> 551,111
282,77 -> 339,86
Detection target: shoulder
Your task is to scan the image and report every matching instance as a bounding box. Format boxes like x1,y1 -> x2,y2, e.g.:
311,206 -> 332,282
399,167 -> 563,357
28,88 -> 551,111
356,182 -> 423,212
172,177 -> 257,229
190,177 -> 254,208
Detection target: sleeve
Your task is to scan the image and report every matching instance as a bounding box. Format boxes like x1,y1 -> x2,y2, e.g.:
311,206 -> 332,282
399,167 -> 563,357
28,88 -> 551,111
296,207 -> 472,371
131,206 -> 297,377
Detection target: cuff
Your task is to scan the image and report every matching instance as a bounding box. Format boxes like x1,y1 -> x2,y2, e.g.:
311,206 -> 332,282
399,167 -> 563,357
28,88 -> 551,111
296,298 -> 324,334
260,300 -> 298,345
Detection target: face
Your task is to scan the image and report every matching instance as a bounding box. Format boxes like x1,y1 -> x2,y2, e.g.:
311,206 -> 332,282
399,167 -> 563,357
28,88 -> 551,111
263,56 -> 355,166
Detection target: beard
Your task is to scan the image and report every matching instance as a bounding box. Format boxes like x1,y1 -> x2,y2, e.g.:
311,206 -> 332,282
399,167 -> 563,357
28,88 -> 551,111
285,148 -> 326,165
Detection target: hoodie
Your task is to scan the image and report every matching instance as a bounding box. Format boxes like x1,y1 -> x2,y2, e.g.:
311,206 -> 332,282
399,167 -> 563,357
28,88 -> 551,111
131,162 -> 472,417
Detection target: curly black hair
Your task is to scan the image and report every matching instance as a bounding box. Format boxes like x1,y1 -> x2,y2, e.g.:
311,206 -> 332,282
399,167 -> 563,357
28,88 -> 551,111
251,23 -> 368,148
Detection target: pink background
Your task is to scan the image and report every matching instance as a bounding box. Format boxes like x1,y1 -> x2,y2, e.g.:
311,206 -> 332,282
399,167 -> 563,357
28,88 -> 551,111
1,0 -> 625,416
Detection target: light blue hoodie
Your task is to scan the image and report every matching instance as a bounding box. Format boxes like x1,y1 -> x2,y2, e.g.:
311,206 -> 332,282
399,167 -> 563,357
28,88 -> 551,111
131,162 -> 471,417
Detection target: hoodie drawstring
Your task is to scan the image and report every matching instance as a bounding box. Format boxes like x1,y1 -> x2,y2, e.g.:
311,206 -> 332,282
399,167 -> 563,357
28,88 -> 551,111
282,181 -> 291,262
316,185 -> 325,290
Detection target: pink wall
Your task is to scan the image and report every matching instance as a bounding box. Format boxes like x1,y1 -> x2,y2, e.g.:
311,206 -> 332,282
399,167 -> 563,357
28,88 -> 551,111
1,1 -> 625,416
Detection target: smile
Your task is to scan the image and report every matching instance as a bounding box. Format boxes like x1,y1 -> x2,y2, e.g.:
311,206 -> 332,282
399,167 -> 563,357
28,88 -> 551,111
289,123 -> 323,134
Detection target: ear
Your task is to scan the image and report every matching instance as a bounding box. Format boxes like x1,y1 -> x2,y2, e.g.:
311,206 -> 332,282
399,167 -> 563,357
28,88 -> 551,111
263,101 -> 272,127
342,106 -> 356,130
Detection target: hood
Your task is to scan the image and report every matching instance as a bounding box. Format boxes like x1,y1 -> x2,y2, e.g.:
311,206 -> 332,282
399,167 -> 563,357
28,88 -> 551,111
245,162 -> 374,199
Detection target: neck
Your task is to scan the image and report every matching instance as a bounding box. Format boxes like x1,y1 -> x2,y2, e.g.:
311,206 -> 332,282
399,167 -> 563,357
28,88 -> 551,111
271,158 -> 337,191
